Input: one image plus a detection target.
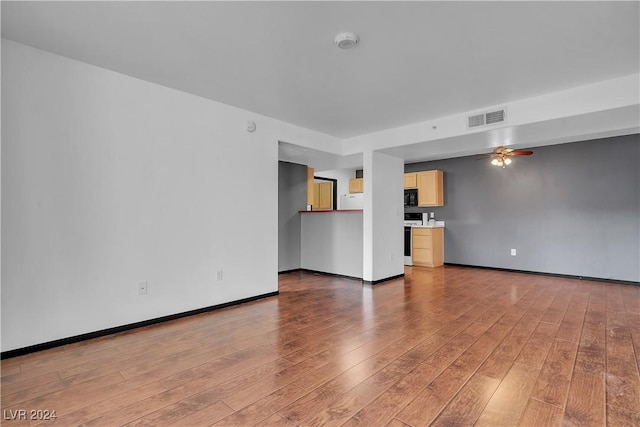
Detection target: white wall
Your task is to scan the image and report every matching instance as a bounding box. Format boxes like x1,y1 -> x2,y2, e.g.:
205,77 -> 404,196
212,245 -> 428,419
315,168 -> 357,209
363,151 -> 404,282
343,74 -> 640,157
301,212 -> 363,278
1,40 -> 332,351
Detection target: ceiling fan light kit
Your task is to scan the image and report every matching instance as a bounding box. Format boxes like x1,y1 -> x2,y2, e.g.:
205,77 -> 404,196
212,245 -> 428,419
486,146 -> 533,167
491,157 -> 510,167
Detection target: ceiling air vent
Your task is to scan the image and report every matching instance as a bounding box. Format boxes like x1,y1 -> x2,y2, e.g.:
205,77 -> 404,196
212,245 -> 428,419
468,114 -> 485,128
467,108 -> 506,129
485,109 -> 505,124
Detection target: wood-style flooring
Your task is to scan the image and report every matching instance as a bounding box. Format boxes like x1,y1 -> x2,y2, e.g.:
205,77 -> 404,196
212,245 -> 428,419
2,266 -> 639,426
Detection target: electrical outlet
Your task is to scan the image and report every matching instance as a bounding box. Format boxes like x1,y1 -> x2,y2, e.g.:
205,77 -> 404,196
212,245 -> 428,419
430,212 -> 435,219
138,281 -> 148,295
216,270 -> 224,281
511,249 -> 517,256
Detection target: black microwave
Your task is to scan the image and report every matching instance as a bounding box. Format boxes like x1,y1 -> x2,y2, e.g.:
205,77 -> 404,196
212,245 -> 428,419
404,189 -> 418,206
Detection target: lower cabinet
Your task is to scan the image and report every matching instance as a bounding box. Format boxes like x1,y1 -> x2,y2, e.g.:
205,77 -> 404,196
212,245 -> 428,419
412,227 -> 444,267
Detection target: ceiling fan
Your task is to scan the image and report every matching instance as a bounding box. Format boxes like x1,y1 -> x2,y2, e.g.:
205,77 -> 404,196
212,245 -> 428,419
479,146 -> 533,167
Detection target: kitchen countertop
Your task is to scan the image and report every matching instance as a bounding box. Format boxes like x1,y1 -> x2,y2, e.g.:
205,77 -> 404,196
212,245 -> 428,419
299,209 -> 363,214
409,220 -> 445,228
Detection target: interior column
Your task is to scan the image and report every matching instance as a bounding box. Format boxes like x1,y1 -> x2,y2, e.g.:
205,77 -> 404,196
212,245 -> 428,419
362,150 -> 405,283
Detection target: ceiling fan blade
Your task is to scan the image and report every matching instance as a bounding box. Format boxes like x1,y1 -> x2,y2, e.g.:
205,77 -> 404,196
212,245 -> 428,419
510,150 -> 534,156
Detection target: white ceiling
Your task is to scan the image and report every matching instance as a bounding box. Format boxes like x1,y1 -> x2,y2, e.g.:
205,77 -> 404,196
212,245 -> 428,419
3,1 -> 639,144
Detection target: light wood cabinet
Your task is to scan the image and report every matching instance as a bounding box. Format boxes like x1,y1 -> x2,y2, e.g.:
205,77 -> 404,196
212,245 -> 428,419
307,167 -> 315,206
404,173 -> 417,189
349,178 -> 364,193
313,182 -> 332,210
417,170 -> 443,207
412,227 -> 444,267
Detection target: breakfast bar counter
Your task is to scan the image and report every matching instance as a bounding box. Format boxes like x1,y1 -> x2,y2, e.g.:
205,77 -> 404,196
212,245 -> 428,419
300,210 -> 363,279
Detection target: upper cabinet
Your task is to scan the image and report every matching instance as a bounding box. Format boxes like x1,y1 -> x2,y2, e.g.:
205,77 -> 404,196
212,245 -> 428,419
307,167 -> 315,206
307,167 -> 333,210
314,182 -> 333,210
349,178 -> 364,193
417,170 -> 443,206
404,173 -> 417,189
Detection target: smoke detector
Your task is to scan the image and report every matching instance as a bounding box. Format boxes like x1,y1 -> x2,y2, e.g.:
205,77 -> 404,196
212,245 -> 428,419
335,32 -> 359,49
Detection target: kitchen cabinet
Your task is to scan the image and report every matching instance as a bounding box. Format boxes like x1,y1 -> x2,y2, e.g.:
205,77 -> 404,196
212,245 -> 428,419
404,173 -> 417,189
349,178 -> 364,193
314,182 -> 332,210
412,227 -> 444,267
307,167 -> 315,206
417,170 -> 443,207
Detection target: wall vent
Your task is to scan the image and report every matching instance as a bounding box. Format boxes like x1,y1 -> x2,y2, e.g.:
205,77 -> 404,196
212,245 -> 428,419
467,108 -> 506,128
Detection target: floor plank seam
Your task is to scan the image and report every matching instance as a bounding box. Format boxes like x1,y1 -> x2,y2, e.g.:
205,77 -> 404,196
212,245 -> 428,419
529,395 -> 565,410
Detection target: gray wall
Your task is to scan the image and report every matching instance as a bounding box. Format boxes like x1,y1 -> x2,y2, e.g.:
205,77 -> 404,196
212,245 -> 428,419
278,161 -> 307,272
406,134 -> 640,282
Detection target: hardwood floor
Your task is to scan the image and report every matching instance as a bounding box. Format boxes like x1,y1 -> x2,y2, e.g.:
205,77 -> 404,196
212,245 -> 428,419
2,266 -> 639,426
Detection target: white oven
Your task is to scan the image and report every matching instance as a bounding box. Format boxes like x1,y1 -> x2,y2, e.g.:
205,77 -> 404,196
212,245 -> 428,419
403,213 -> 423,266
